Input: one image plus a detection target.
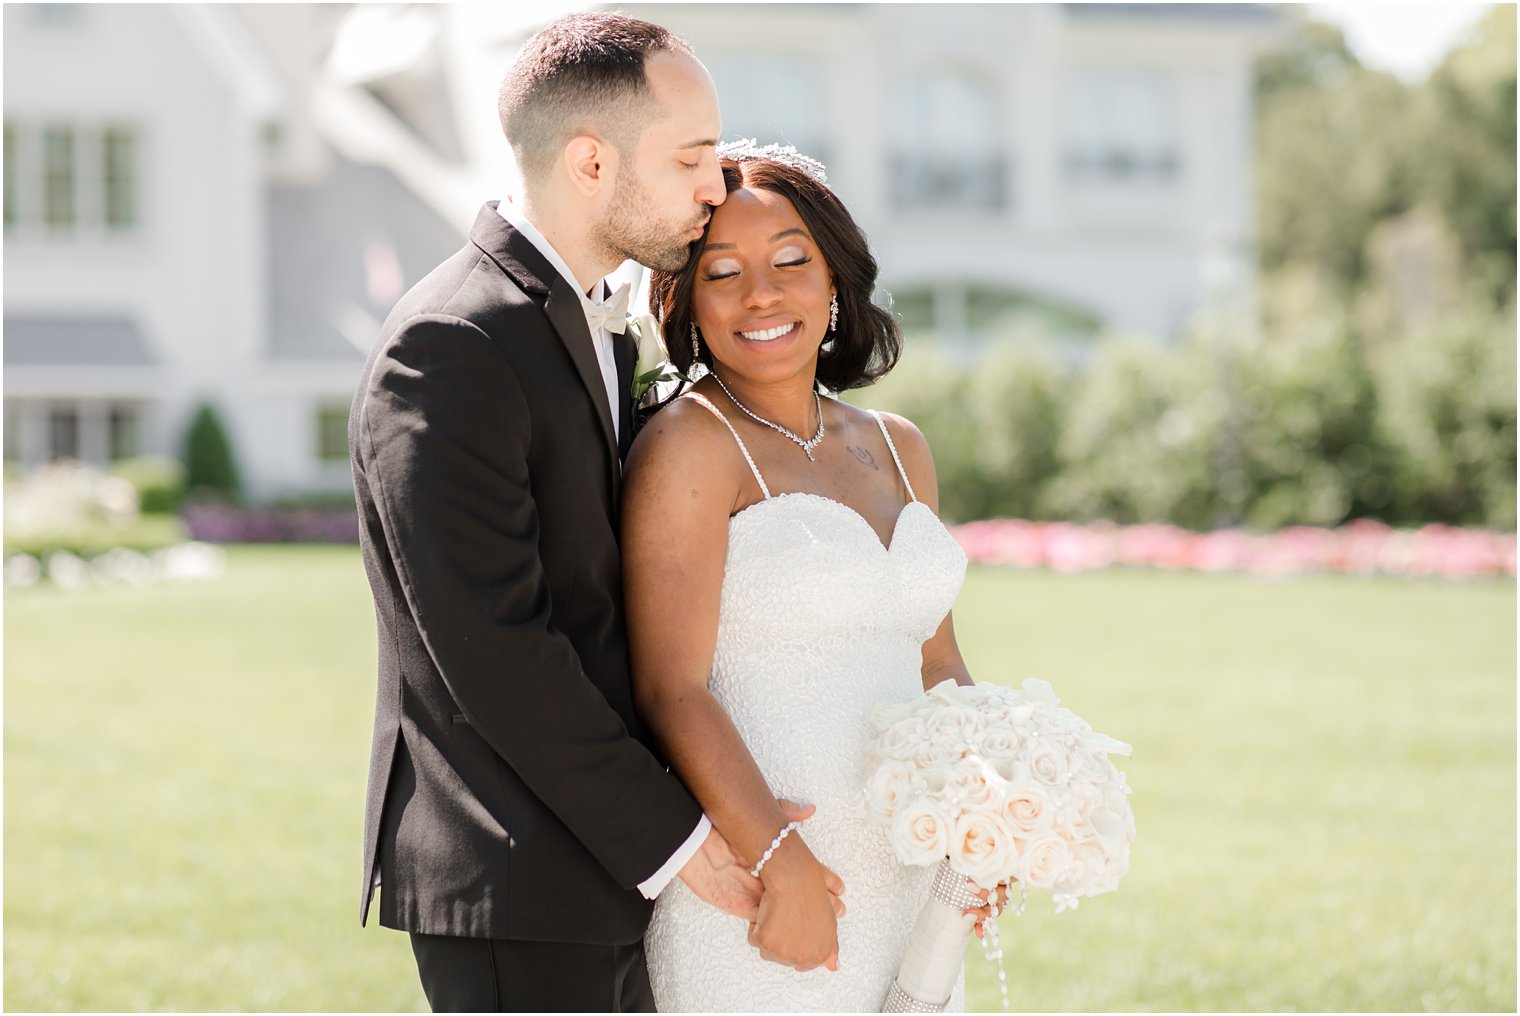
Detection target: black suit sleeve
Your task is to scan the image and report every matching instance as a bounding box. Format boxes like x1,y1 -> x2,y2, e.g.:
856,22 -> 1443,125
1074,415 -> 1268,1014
358,313 -> 701,890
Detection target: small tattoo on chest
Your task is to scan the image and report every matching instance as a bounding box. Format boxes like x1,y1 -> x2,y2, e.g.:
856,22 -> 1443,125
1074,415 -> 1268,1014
849,445 -> 880,470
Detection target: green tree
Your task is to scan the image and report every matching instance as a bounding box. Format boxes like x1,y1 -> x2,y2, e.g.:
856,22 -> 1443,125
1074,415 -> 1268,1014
182,402 -> 242,505
1256,13 -> 1423,298
1421,3 -> 1517,306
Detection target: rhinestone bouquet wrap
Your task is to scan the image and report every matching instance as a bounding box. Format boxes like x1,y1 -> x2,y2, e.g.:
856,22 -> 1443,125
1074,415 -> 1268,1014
867,679 -> 1135,1011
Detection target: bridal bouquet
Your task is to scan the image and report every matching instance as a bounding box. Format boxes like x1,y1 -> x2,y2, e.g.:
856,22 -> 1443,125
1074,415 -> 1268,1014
864,679 -> 1134,1012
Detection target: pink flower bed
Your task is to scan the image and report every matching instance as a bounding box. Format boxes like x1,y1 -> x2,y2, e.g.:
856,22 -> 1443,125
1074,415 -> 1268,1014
951,518 -> 1517,581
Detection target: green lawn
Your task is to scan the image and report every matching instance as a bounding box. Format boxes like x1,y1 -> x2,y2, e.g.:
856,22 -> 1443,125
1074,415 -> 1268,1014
5,547 -> 1514,1012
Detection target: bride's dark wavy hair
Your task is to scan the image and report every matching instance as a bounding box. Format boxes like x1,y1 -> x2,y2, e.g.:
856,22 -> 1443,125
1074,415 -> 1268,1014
651,157 -> 902,394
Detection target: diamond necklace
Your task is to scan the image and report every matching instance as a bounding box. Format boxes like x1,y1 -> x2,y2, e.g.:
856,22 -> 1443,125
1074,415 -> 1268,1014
711,372 -> 826,462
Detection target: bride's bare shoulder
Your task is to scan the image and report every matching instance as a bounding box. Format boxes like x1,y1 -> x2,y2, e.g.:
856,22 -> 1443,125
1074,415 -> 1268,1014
624,393 -> 748,509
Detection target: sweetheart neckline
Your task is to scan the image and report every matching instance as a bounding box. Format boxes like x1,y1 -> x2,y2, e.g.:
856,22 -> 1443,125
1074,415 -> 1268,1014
729,492 -> 936,554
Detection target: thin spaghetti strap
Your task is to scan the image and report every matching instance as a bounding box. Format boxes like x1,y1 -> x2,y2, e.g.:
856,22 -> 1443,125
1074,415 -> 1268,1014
869,410 -> 918,504
680,392 -> 771,499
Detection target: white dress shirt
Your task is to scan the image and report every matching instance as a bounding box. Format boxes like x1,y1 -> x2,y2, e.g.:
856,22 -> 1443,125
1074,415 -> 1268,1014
495,199 -> 711,899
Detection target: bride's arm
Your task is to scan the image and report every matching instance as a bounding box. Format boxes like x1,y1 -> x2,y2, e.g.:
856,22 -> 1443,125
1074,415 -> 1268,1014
622,402 -> 842,972
877,412 -> 975,692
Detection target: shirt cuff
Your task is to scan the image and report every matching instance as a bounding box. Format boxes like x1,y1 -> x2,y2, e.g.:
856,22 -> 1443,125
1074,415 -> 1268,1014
637,814 -> 712,900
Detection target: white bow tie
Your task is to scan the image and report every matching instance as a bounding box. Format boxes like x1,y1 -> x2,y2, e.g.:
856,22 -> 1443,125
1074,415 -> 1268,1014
584,283 -> 631,335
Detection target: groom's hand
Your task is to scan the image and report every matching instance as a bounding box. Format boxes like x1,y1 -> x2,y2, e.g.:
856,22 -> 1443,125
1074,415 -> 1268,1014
677,826 -> 764,922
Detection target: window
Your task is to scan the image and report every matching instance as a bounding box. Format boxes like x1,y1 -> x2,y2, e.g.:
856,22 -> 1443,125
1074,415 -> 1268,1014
708,57 -> 828,169
42,126 -> 75,231
887,281 -> 1101,349
103,127 -> 136,229
3,123 -> 17,232
108,405 -> 139,461
49,405 -> 80,460
4,403 -> 19,464
31,4 -> 79,26
1063,69 -> 1179,184
890,67 -> 1007,211
316,405 -> 349,463
4,122 -> 139,234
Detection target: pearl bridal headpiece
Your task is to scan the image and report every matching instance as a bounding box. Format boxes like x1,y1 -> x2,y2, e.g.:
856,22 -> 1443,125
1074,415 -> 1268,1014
715,138 -> 829,185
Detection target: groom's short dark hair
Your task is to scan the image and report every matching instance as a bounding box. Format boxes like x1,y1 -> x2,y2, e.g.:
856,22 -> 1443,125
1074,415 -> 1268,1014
499,12 -> 692,186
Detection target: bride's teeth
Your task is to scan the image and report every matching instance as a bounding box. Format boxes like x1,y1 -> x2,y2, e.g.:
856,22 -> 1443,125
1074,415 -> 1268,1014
740,322 -> 796,342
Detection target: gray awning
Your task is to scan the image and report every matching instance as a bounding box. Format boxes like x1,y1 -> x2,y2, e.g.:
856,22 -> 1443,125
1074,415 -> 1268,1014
1065,4 -> 1280,25
3,315 -> 159,367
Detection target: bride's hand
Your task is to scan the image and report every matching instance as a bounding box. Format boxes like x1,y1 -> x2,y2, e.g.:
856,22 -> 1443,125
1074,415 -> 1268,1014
963,878 -> 1015,939
746,835 -> 843,972
777,799 -> 846,919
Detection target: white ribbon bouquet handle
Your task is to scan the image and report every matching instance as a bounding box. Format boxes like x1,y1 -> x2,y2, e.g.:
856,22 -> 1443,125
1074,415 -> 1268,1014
881,860 -> 983,1012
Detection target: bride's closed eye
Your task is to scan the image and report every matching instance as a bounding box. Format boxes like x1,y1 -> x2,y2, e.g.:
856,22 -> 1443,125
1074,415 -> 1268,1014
773,245 -> 812,268
701,249 -> 814,282
702,257 -> 742,281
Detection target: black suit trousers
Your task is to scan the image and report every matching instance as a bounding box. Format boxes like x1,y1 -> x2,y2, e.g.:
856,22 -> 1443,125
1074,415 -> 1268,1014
410,933 -> 655,1013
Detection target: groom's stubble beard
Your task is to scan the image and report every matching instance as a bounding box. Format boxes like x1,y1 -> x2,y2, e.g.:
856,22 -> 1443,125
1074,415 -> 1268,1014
593,160 -> 707,274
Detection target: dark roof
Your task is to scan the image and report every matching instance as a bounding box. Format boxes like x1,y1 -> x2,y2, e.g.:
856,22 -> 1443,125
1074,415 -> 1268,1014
3,315 -> 159,366
266,153 -> 463,362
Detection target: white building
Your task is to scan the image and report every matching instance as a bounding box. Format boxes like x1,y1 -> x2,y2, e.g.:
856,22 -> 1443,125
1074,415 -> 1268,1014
3,3 -> 1279,500
3,4 -> 460,499
633,3 -> 1280,348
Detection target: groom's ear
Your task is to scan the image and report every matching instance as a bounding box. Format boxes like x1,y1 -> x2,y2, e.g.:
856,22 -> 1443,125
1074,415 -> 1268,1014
564,134 -> 613,199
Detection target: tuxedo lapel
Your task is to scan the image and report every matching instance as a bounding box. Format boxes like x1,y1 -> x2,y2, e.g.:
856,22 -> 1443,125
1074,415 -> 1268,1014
471,204 -> 620,503
543,279 -> 620,463
615,333 -> 635,460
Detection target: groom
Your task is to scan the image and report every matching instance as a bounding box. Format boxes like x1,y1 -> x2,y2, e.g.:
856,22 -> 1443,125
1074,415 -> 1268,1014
350,12 -> 836,1012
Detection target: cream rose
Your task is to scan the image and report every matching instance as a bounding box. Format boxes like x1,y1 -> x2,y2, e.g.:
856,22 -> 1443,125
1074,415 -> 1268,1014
914,730 -> 967,769
1019,832 -> 1072,889
1003,784 -> 1055,837
890,798 -> 952,867
975,726 -> 1023,759
925,704 -> 983,751
949,809 -> 1020,889
864,759 -> 916,821
945,759 -> 1005,812
1027,742 -> 1070,786
872,718 -> 927,762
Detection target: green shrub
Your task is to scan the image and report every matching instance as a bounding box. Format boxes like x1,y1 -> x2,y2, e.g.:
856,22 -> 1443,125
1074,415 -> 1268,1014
1044,335 -> 1221,528
1374,307 -> 1517,528
182,403 -> 242,505
3,513 -> 186,558
111,456 -> 186,515
1225,319 -> 1385,530
851,317 -> 1513,531
852,340 -> 1071,523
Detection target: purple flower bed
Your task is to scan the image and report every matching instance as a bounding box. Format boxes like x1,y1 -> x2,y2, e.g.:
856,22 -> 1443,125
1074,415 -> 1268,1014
952,518 -> 1517,581
181,504 -> 359,544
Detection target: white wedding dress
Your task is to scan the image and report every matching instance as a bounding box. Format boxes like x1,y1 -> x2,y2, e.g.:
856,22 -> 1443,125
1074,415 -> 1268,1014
645,394 -> 968,1012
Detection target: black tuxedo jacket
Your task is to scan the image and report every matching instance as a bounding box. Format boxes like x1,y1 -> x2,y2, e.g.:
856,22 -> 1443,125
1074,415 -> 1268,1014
350,203 -> 702,944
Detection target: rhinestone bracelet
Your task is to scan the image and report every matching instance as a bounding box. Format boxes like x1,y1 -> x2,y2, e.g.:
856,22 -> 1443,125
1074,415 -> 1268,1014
749,820 -> 802,878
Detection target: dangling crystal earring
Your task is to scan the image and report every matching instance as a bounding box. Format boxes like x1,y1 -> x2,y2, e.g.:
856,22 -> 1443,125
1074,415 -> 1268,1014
690,322 -> 701,364
828,293 -> 839,333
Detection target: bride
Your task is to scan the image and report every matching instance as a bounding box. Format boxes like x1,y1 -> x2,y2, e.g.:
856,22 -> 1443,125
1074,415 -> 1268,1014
622,143 -> 1006,1012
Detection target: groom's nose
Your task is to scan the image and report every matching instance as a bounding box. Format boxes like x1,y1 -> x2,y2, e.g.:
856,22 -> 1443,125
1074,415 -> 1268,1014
695,158 -> 726,207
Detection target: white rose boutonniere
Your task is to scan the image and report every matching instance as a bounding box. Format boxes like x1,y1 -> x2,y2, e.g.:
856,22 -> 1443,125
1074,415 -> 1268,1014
626,312 -> 687,408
